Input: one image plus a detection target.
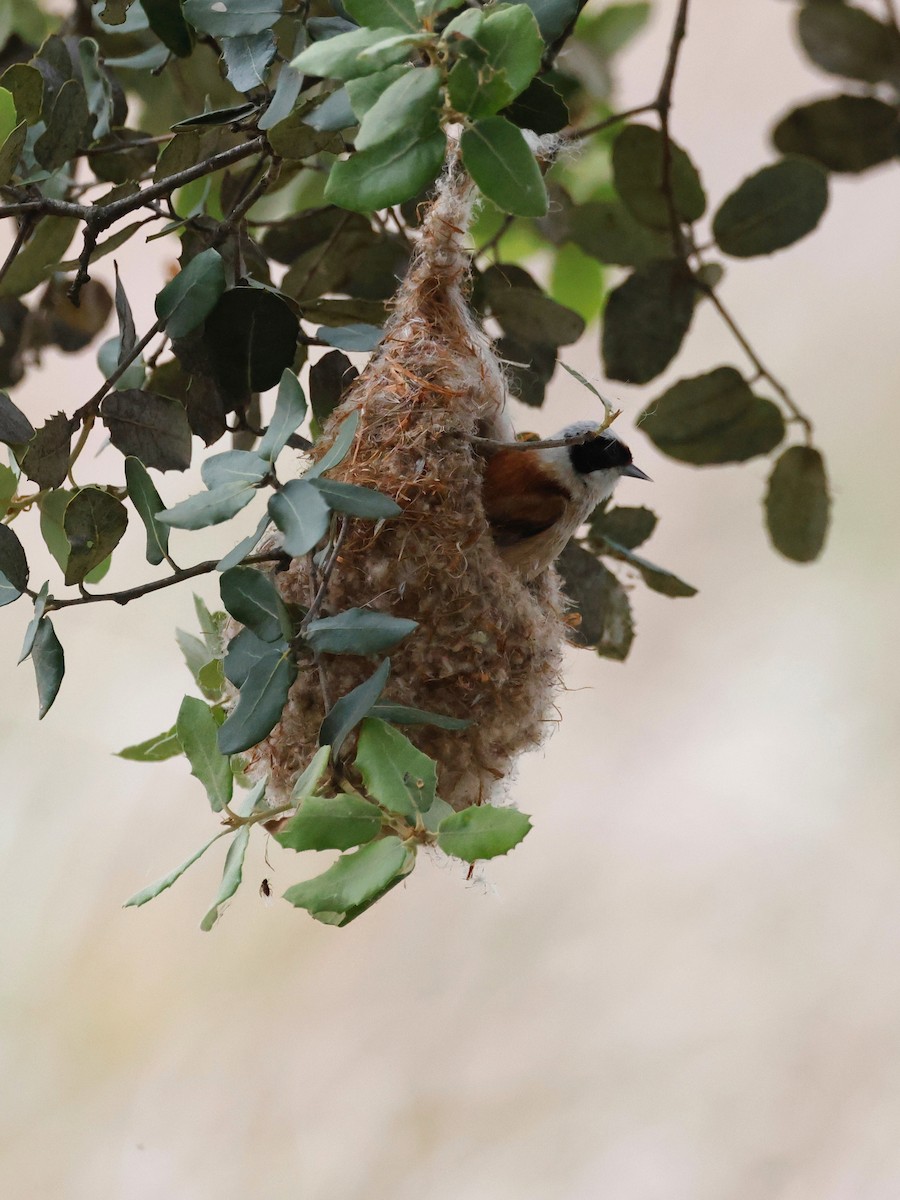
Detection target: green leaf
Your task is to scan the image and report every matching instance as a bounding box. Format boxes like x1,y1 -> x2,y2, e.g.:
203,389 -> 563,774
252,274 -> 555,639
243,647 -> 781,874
155,249 -> 226,340
346,65 -> 409,118
309,351 -> 358,427
326,126 -> 446,211
216,512 -> 271,572
221,30 -> 276,92
566,197 -> 671,266
158,479 -> 259,529
275,792 -> 383,852
259,60 -> 302,130
712,158 -> 828,258
798,1 -> 900,87
34,79 -> 90,171
555,541 -> 634,658
201,449 -> 269,490
116,725 -> 182,762
32,616 -> 65,718
101,390 -> 192,471
461,117 -> 548,218
78,38 -> 114,140
368,703 -> 470,730
588,504 -> 657,550
0,86 -> 17,143
488,284 -> 584,348
602,259 -> 696,384
355,716 -> 436,816
62,486 -> 128,586
316,324 -> 383,351
265,110 -> 345,160
639,367 -> 786,464
502,76 -> 569,134
306,410 -> 361,478
217,649 -> 297,754
223,626 -> 276,688
772,94 -> 899,174
258,369 -> 307,462
282,835 -> 413,916
602,540 -> 698,598
305,609 -> 417,655
320,658 -> 390,756
764,445 -> 830,563
473,3 -> 543,102
437,804 -> 531,862
581,1 -> 651,57
124,456 -> 170,566
123,830 -> 230,908
200,825 -> 251,930
20,412 -> 76,489
203,287 -> 300,400
0,392 -> 33,447
177,695 -> 234,812
0,217 -> 78,298
290,744 -> 333,799
346,0 -> 418,31
292,25 -> 414,79
306,477 -> 401,518
0,64 -> 44,125
183,0 -> 283,38
143,0 -> 194,57
0,119 -> 26,188
0,523 -> 27,606
268,479 -> 331,556
0,465 -> 17,517
356,65 -> 441,150
171,102 -> 260,132
220,565 -> 291,642
613,123 -> 706,229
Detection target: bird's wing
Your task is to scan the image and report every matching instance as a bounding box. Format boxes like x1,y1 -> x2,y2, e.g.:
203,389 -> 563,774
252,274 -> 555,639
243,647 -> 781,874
482,450 -> 570,547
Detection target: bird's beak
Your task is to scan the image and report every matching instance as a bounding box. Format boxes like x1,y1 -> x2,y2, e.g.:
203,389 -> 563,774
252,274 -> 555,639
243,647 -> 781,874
622,463 -> 652,481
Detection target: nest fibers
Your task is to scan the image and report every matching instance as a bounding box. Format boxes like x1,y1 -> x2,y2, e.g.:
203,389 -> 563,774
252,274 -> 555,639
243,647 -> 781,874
254,164 -> 567,810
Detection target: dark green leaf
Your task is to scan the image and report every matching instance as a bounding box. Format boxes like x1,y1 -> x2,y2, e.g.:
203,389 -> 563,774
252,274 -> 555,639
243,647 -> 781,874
177,695 -> 234,812
113,263 -> 137,362
368,703 -> 470,730
0,523 -> 27,606
489,285 -> 584,348
0,218 -> 78,298
356,65 -> 441,151
501,76 -> 569,134
32,616 -> 65,718
222,31 -> 276,91
116,726 -> 182,762
0,118 -> 26,188
258,369 -> 307,461
217,648 -> 297,753
326,126 -> 446,211
639,367 -> 786,464
497,334 -> 556,407
158,481 -> 258,529
302,297 -> 388,328
346,0 -> 418,32
155,249 -> 227,340
223,626 -> 275,687
713,158 -> 828,257
200,825 -> 251,931
305,609 -> 416,655
275,793 -> 383,852
798,1 -> 900,87
355,716 -> 436,816
764,445 -> 830,563
307,478 -> 401,518
603,539 -> 698,597
292,25 -> 415,79
581,1 -> 651,57
0,464 -> 16,516
305,410 -> 360,478
588,504 -> 657,550
283,835 -> 413,922
203,287 -> 300,399
101,390 -> 192,471
268,479 -> 331,556
772,94 -> 899,173
320,658 -> 390,756
566,197 -> 670,266
309,351 -> 357,427
21,412 -> 75,489
220,565 -> 291,642
436,804 -> 531,862
62,486 -> 128,585
183,0 -> 283,38
0,64 -> 44,125
123,831 -> 230,908
346,65 -> 409,118
125,456 -> 170,566
200,449 -> 268,489
265,111 -> 345,160
472,4 -> 543,102
143,0 -> 194,56
613,123 -> 706,229
602,259 -> 696,384
460,117 -> 548,218
556,541 -> 634,658
18,582 -> 47,659
34,79 -> 90,172
0,391 -> 34,445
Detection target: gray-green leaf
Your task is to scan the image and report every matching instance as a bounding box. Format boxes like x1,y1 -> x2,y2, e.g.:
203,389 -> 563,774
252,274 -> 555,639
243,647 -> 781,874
155,248 -> 226,339
437,804 -> 531,862
764,445 -> 830,563
200,825 -> 251,931
125,456 -> 170,566
319,658 -> 390,756
217,649 -> 297,754
282,835 -> 413,918
355,716 -> 436,817
305,608 -> 416,655
177,695 -> 234,812
275,792 -> 383,852
220,565 -> 292,642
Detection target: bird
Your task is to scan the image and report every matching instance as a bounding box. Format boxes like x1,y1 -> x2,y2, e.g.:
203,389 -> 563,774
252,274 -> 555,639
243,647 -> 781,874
482,420 -> 651,580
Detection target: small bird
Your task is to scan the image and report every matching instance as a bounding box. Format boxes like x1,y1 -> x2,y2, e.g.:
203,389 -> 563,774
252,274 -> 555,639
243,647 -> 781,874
483,420 -> 651,580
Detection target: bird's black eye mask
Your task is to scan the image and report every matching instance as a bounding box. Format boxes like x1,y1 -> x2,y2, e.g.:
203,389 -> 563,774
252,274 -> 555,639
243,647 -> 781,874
569,433 -> 632,475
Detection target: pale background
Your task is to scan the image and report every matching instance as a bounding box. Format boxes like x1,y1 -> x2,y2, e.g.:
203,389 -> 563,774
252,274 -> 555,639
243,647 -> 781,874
3,2 -> 900,1197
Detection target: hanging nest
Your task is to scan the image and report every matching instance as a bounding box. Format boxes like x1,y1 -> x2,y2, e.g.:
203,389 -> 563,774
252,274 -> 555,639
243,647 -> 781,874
251,163 -> 567,810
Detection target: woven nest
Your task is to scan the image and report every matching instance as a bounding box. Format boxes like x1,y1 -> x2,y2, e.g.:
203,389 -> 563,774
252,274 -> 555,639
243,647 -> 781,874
251,164 -> 566,810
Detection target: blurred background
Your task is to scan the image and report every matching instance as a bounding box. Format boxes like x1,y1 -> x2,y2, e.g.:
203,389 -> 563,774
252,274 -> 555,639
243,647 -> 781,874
3,1 -> 900,1196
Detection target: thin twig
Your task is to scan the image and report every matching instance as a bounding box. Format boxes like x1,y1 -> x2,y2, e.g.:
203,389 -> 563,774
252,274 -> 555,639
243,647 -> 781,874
656,0 -> 692,259
566,103 -> 656,143
470,428 -> 618,453
0,216 -> 32,290
299,519 -> 349,630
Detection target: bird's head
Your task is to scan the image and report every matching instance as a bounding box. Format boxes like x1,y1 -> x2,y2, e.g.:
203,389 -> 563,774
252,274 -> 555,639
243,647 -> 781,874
542,421 -> 651,503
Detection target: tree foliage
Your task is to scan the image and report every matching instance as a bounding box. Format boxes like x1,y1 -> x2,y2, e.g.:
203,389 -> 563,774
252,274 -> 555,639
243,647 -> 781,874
0,0 -> 875,925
